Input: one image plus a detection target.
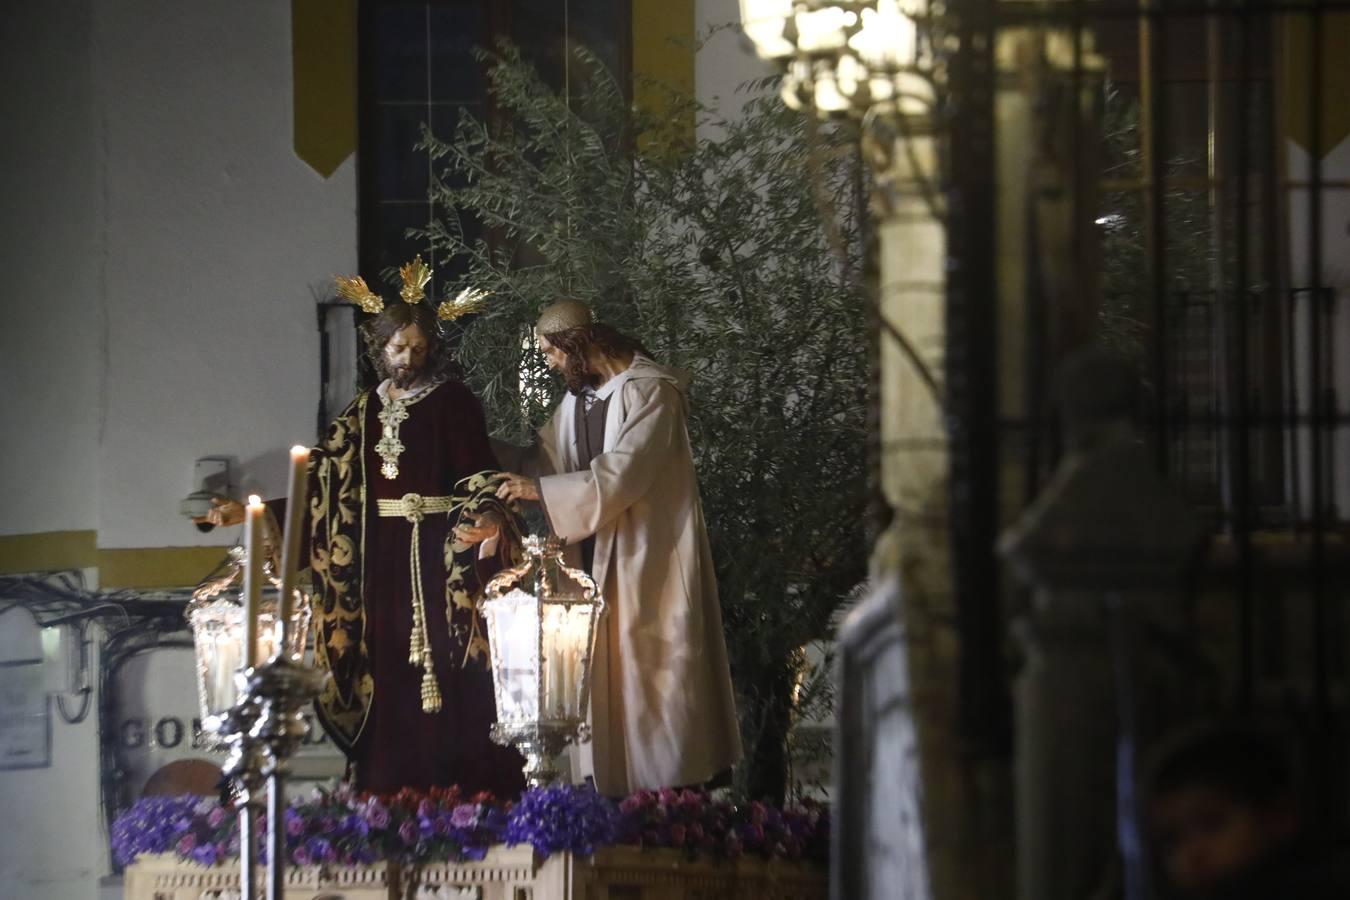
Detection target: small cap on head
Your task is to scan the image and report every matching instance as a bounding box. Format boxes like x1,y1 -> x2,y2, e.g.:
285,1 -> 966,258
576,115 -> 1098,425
535,300 -> 594,337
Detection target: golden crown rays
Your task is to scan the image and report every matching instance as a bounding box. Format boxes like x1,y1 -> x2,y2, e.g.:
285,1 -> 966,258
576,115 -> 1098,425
336,255 -> 487,322
334,275 -> 384,314
437,287 -> 491,323
399,255 -> 433,304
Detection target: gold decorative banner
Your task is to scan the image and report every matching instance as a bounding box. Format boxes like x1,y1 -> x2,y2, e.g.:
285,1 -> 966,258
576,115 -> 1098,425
1281,12 -> 1350,158
632,0 -> 696,145
292,0 -> 357,178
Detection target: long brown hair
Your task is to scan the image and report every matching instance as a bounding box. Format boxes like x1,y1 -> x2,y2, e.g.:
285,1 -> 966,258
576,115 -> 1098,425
543,323 -> 654,394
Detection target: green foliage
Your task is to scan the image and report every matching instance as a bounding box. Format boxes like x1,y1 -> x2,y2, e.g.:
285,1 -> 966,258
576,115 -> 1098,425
417,44 -> 867,801
1098,81 -> 1213,369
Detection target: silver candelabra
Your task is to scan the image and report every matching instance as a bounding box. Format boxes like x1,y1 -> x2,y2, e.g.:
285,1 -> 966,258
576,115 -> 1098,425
218,655 -> 328,900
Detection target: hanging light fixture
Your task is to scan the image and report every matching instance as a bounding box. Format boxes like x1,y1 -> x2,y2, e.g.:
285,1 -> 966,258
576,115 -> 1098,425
480,535 -> 606,788
739,0 -> 936,118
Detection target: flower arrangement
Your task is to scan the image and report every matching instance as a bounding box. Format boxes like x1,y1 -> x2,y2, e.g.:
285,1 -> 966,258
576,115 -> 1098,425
111,795 -> 238,868
617,788 -> 828,861
112,784 -> 828,869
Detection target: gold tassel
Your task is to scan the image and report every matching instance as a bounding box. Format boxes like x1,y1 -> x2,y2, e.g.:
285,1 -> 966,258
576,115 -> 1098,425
420,666 -> 442,713
408,618 -> 424,665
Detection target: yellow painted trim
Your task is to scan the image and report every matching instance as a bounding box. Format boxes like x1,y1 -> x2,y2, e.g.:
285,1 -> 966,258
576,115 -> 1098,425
0,532 -> 230,589
0,530 -> 97,575
632,0 -> 696,143
96,547 -> 232,590
292,0 -> 357,178
1280,12 -> 1350,157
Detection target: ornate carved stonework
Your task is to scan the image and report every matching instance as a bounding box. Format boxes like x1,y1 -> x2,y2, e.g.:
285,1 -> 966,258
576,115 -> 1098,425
122,847 -> 827,900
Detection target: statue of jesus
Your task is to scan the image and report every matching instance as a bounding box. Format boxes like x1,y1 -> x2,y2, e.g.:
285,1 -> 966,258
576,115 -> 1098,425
204,264 -> 524,796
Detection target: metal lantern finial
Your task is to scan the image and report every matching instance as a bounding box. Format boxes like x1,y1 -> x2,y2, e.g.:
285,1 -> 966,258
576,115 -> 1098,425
480,535 -> 607,788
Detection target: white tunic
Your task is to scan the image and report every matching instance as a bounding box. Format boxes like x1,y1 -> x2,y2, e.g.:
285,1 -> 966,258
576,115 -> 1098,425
537,357 -> 743,794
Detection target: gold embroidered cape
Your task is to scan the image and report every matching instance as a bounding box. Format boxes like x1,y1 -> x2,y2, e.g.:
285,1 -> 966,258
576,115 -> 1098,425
306,392 -> 516,753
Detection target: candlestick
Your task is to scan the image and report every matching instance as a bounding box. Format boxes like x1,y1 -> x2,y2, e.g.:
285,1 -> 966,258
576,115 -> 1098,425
243,495 -> 265,667
277,445 -> 310,655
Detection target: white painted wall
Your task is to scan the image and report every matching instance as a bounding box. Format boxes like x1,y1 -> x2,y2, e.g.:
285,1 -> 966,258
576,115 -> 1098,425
0,3 -> 103,539
1,1 -> 355,550
1,2 -> 356,897
695,0 -> 773,129
95,0 -> 356,550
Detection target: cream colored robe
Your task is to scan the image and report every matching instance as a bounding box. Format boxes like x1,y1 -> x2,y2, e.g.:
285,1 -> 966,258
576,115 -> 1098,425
537,357 -> 743,794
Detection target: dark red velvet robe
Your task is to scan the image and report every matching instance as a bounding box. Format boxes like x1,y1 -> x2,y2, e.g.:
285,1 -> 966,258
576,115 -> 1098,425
307,379 -> 524,797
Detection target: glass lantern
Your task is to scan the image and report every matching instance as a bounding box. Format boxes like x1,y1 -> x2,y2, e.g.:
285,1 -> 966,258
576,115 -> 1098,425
480,535 -> 606,787
187,546 -> 311,749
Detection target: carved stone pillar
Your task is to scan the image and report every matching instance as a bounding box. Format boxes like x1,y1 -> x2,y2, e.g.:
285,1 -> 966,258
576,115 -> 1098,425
1000,349 -> 1208,900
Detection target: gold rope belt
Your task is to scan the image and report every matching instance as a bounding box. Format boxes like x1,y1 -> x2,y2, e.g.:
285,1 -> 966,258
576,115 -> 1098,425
376,492 -> 455,714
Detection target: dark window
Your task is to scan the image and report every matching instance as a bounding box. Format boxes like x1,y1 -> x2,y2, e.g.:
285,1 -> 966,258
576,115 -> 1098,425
357,0 -> 631,311
358,0 -> 495,305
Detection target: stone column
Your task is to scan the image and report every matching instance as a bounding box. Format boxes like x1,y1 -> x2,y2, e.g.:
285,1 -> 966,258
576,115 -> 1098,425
851,29 -> 1112,900
1000,349 -> 1208,900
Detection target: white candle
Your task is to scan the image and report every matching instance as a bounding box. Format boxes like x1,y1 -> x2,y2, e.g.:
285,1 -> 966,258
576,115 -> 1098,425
562,611 -> 586,716
542,605 -> 564,717
211,631 -> 242,712
277,445 -> 310,655
242,495 -> 265,668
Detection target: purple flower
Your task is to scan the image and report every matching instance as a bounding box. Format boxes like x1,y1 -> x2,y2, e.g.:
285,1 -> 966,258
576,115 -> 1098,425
108,785 -> 829,870
450,804 -> 479,829
364,800 -> 390,829
305,837 -> 336,863
504,785 -> 619,859
190,842 -> 219,866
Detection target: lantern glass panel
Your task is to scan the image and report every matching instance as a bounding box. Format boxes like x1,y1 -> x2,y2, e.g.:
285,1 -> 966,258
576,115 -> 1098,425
540,601 -> 600,721
482,588 -> 543,723
189,590 -> 310,728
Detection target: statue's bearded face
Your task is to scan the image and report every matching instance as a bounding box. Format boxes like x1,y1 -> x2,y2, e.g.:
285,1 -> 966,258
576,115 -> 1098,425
382,324 -> 430,388
537,332 -> 594,395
